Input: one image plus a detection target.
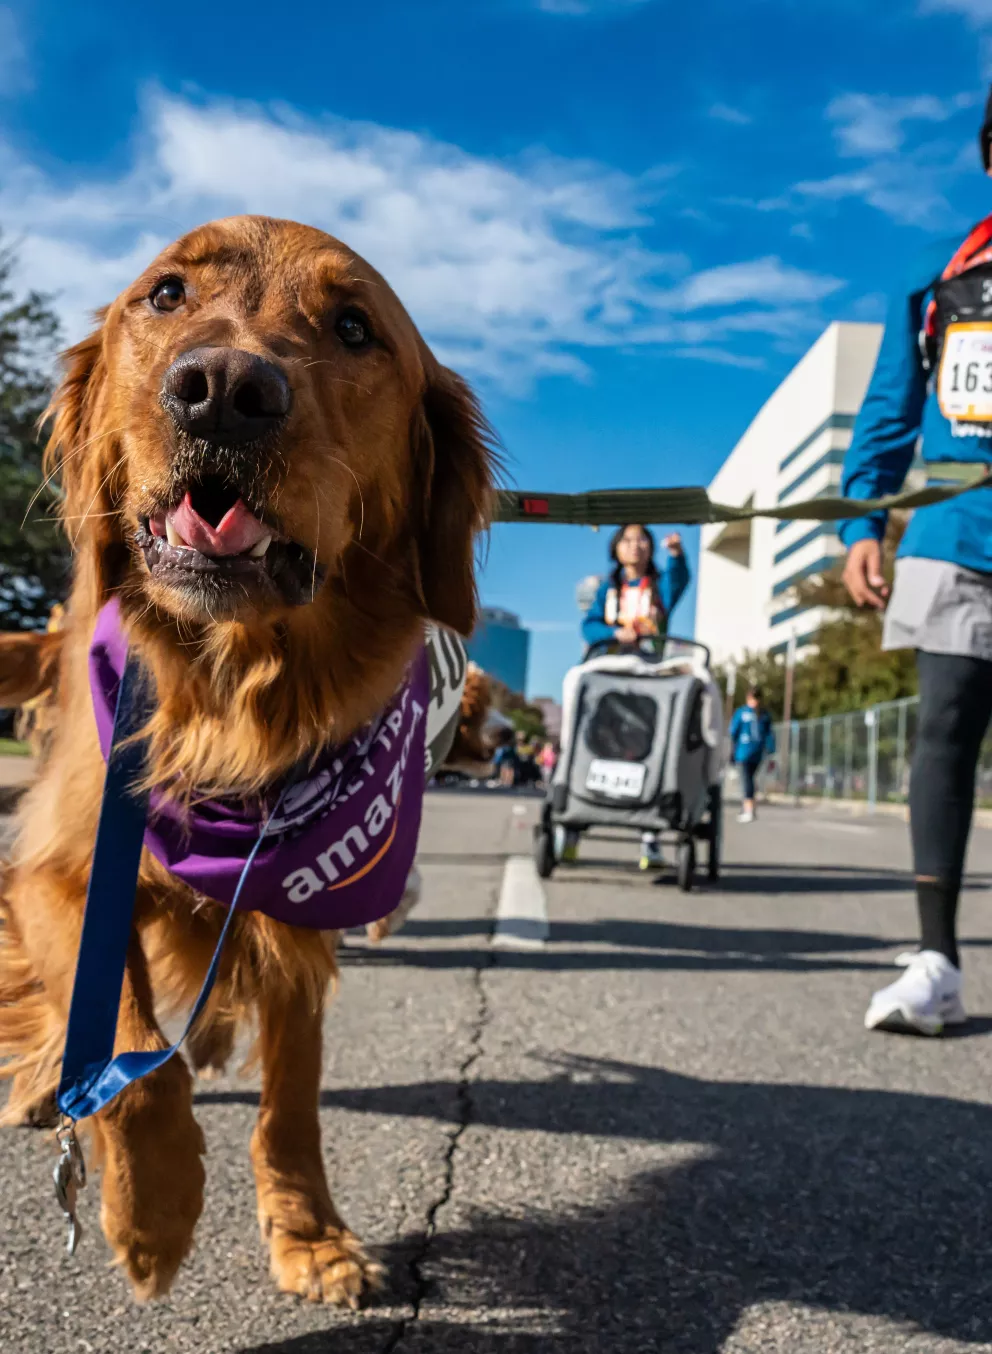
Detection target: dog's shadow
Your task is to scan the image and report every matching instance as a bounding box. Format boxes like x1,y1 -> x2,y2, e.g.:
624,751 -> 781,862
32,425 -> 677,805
225,1051 -> 992,1354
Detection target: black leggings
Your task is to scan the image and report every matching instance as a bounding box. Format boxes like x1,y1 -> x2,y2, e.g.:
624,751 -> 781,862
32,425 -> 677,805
739,758 -> 762,800
909,650 -> 992,965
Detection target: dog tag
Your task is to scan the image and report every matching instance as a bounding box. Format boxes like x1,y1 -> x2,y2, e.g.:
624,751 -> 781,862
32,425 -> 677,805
53,1125 -> 86,1256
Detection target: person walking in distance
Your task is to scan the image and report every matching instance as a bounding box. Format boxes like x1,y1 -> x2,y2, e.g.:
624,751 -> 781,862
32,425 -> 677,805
728,687 -> 775,824
838,87 -> 992,1035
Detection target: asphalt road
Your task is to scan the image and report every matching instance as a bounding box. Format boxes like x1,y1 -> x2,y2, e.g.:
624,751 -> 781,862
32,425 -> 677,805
3,790 -> 992,1353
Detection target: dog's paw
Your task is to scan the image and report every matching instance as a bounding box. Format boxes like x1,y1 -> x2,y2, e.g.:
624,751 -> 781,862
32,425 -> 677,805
267,1226 -> 384,1307
187,1014 -> 236,1079
99,1107 -> 205,1302
365,865 -> 422,944
107,1228 -> 196,1303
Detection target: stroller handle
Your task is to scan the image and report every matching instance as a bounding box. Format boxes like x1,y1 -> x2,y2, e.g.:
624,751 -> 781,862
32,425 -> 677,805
582,633 -> 712,667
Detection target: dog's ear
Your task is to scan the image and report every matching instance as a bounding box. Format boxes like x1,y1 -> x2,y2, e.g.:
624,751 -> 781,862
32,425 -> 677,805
411,363 -> 496,637
43,313 -> 126,601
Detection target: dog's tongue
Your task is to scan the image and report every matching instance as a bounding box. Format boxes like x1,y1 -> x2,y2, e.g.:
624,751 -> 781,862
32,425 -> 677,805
168,493 -> 269,557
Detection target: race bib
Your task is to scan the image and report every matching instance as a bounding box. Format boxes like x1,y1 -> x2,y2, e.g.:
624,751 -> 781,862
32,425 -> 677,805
938,323 -> 992,422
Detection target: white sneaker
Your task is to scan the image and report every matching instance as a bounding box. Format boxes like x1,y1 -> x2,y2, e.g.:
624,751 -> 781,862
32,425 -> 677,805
893,948 -> 919,968
639,837 -> 665,871
737,810 -> 754,824
864,950 -> 966,1036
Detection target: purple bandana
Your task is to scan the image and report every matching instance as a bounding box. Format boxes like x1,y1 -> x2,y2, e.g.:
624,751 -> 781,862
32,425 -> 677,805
88,599 -> 427,930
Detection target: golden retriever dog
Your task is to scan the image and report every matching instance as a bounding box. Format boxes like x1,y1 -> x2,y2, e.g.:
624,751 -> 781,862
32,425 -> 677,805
0,215 -> 495,1304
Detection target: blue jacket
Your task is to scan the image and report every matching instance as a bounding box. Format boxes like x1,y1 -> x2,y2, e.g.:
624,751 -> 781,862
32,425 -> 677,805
839,236 -> 992,573
729,706 -> 775,764
581,552 -> 691,648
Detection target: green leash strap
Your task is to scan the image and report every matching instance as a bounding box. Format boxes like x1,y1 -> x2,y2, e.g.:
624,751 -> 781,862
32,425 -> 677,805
492,463 -> 992,527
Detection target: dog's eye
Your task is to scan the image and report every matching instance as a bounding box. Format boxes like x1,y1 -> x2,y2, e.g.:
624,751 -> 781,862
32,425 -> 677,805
150,277 -> 186,313
335,309 -> 372,349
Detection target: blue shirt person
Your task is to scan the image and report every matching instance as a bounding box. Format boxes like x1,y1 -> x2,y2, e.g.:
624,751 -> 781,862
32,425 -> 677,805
729,688 -> 775,823
581,523 -> 690,653
838,232 -> 992,596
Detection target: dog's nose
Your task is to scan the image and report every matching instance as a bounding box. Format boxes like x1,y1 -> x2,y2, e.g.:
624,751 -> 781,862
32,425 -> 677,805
160,347 -> 292,444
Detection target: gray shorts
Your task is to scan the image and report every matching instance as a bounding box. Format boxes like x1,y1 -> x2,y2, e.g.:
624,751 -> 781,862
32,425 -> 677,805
883,557 -> 992,660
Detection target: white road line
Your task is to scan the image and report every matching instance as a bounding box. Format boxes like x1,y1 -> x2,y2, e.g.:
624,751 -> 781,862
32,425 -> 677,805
492,855 -> 549,949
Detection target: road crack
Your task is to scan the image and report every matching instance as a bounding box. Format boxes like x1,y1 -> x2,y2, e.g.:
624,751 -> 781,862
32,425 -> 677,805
380,945 -> 493,1352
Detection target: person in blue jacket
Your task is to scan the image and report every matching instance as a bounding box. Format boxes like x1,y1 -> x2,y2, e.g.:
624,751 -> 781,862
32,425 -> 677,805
837,88 -> 992,1036
728,688 -> 775,824
576,523 -> 689,870
582,523 -> 689,656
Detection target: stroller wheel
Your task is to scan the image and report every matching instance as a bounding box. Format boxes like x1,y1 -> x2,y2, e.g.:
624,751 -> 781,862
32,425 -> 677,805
677,838 -> 695,893
534,827 -> 556,879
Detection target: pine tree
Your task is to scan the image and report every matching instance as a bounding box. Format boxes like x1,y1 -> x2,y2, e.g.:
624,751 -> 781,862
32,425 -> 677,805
0,237 -> 67,631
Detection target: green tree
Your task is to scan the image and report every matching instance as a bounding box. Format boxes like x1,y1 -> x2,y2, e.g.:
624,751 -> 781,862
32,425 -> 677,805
0,239 -> 67,631
788,513 -> 917,717
487,676 -> 547,741
715,514 -> 918,721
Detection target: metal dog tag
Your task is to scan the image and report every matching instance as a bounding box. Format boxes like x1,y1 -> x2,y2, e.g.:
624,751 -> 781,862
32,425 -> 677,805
53,1122 -> 86,1256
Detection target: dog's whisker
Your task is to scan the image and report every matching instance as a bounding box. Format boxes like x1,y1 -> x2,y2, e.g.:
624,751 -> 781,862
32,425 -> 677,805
45,510 -> 120,523
311,491 -> 320,604
69,452 -> 128,549
327,456 -> 365,541
21,425 -> 129,528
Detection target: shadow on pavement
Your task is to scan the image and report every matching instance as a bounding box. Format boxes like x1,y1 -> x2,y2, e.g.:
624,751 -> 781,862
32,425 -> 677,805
337,913 -> 903,973
398,915 -> 899,955
232,1053 -> 992,1353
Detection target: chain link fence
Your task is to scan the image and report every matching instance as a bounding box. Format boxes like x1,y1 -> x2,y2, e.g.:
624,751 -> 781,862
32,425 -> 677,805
754,696 -> 992,809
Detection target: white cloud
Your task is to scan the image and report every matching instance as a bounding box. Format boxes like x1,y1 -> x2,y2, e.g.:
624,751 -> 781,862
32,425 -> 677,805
827,91 -> 977,156
0,91 -> 841,388
0,7 -> 30,96
920,0 -> 992,22
709,103 -> 753,126
720,87 -> 976,230
672,256 -> 843,310
794,155 -> 956,228
672,347 -> 766,370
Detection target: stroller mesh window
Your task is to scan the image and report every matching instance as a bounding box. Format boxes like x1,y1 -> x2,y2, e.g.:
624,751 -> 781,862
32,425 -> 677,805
585,691 -> 657,762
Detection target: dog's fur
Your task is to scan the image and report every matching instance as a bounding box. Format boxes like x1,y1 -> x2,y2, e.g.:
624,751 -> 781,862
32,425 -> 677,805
0,216 -> 495,1304
0,627 -> 63,710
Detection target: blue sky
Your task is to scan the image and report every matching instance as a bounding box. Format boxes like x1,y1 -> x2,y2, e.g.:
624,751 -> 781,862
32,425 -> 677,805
3,0 -> 992,694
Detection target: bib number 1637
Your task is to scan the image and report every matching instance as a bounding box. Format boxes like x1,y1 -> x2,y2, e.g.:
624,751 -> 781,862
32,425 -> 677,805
938,324 -> 992,422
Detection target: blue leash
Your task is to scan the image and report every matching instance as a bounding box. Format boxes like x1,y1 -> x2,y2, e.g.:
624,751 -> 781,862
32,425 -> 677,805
53,653 -> 292,1252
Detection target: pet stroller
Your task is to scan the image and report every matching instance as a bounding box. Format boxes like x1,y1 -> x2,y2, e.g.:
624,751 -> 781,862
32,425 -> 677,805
533,637 -> 723,891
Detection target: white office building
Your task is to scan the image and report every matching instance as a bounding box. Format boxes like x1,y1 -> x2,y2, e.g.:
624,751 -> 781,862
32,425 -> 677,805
695,321 -> 885,667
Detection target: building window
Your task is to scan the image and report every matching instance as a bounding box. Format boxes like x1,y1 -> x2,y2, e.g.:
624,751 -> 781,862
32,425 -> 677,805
770,603 -> 810,627
773,525 -> 837,567
777,413 -> 857,474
